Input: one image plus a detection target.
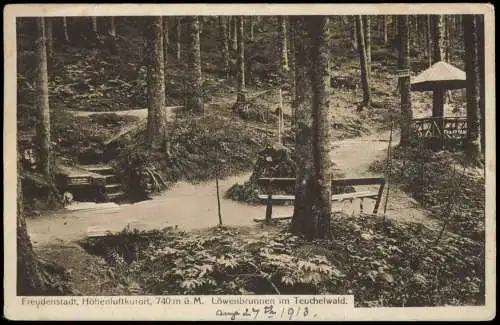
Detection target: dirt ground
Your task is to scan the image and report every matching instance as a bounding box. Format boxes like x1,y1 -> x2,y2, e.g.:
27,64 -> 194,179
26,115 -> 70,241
27,127 -> 443,248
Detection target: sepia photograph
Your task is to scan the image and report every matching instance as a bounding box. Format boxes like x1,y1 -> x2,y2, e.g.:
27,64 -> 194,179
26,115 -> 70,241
4,3 -> 495,321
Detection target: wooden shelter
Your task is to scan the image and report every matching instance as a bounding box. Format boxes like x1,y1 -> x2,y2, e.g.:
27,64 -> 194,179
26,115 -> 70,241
410,61 -> 468,149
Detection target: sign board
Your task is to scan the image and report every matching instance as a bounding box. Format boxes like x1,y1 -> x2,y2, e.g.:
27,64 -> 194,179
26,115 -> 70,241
395,69 -> 411,78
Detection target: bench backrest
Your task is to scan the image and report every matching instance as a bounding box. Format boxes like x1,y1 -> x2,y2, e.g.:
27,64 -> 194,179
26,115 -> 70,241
257,176 -> 385,189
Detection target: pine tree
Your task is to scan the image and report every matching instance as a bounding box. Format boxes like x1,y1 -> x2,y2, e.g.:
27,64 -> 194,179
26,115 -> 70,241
290,16 -> 332,240
362,16 -> 371,78
35,17 -> 51,179
144,16 -> 168,150
279,16 -> 289,72
398,15 -> 413,147
355,16 -> 372,109
162,17 -> 169,100
185,16 -> 204,113
463,15 -> 481,156
218,16 -> 230,79
236,16 -> 246,103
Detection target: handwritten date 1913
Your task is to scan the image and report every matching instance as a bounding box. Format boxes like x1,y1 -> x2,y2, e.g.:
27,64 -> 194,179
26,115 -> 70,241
215,305 -> 313,320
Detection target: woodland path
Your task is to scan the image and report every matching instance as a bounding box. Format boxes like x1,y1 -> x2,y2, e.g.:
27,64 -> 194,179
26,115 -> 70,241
27,128 -> 442,246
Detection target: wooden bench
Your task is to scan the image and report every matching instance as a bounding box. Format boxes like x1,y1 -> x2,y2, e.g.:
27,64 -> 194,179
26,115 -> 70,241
255,177 -> 385,222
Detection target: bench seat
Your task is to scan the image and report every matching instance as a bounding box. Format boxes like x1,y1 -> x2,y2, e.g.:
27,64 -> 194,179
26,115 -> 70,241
257,191 -> 379,202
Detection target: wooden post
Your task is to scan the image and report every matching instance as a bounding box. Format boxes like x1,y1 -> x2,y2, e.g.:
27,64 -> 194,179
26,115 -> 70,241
215,146 -> 223,226
265,182 -> 273,223
383,119 -> 394,216
373,179 -> 385,214
279,88 -> 284,141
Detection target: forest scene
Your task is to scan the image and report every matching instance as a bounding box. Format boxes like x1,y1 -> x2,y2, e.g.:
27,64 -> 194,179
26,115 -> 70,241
15,14 -> 487,308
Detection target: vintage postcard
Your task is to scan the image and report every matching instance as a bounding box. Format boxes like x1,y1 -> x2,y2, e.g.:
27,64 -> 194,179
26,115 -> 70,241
3,3 -> 495,321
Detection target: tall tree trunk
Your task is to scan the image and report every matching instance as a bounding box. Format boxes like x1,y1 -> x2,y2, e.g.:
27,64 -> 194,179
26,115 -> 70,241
476,15 -> 485,154
463,15 -> 481,156
355,16 -> 371,108
227,16 -> 232,49
218,16 -> 230,79
145,16 -> 168,150
444,15 -> 450,62
288,19 -> 297,127
431,15 -> 445,122
383,15 -> 388,45
17,154 -> 56,295
249,16 -> 255,41
351,16 -> 358,50
391,15 -> 398,40
311,16 -> 332,239
398,15 -> 413,147
279,16 -> 289,72
19,20 -> 65,295
62,17 -> 70,43
232,16 -> 238,51
185,16 -> 204,113
45,18 -> 53,57
290,16 -> 332,240
162,17 -> 169,101
290,16 -> 315,238
90,16 -> 98,42
362,16 -> 371,78
176,16 -> 182,61
427,15 -> 432,68
35,17 -> 51,179
105,16 -> 117,54
236,16 -> 246,103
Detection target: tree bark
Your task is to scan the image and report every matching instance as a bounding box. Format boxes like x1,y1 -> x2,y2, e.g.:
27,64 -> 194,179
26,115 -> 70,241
90,16 -> 99,42
355,16 -> 371,108
431,15 -> 445,122
45,18 -> 53,57
398,15 -> 413,147
383,15 -> 388,45
232,16 -> 238,51
35,17 -> 51,180
17,155 -> 55,295
427,15 -> 432,68
351,17 -> 358,50
105,16 -> 117,54
288,19 -> 297,127
62,17 -> 70,43
218,16 -> 230,79
176,16 -> 182,61
311,16 -> 332,239
162,17 -> 169,101
145,17 -> 168,150
185,16 -> 204,113
362,16 -> 371,78
279,16 -> 289,73
249,16 -> 255,41
476,15 -> 485,154
236,16 -> 246,103
463,15 -> 481,156
290,16 -> 315,238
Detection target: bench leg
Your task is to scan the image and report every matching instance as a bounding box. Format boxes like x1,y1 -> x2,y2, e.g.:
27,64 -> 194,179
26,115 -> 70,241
373,182 -> 385,214
265,194 -> 273,223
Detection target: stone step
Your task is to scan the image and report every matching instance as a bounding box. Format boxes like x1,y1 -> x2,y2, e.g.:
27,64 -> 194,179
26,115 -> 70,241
103,174 -> 117,183
80,164 -> 115,175
107,191 -> 125,201
105,183 -> 122,193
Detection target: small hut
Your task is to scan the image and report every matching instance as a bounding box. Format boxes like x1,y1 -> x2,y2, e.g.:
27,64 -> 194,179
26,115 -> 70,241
410,61 -> 468,148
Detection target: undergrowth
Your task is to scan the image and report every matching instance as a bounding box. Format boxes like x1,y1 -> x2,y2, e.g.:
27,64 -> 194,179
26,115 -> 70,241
80,213 -> 484,307
369,145 -> 485,241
